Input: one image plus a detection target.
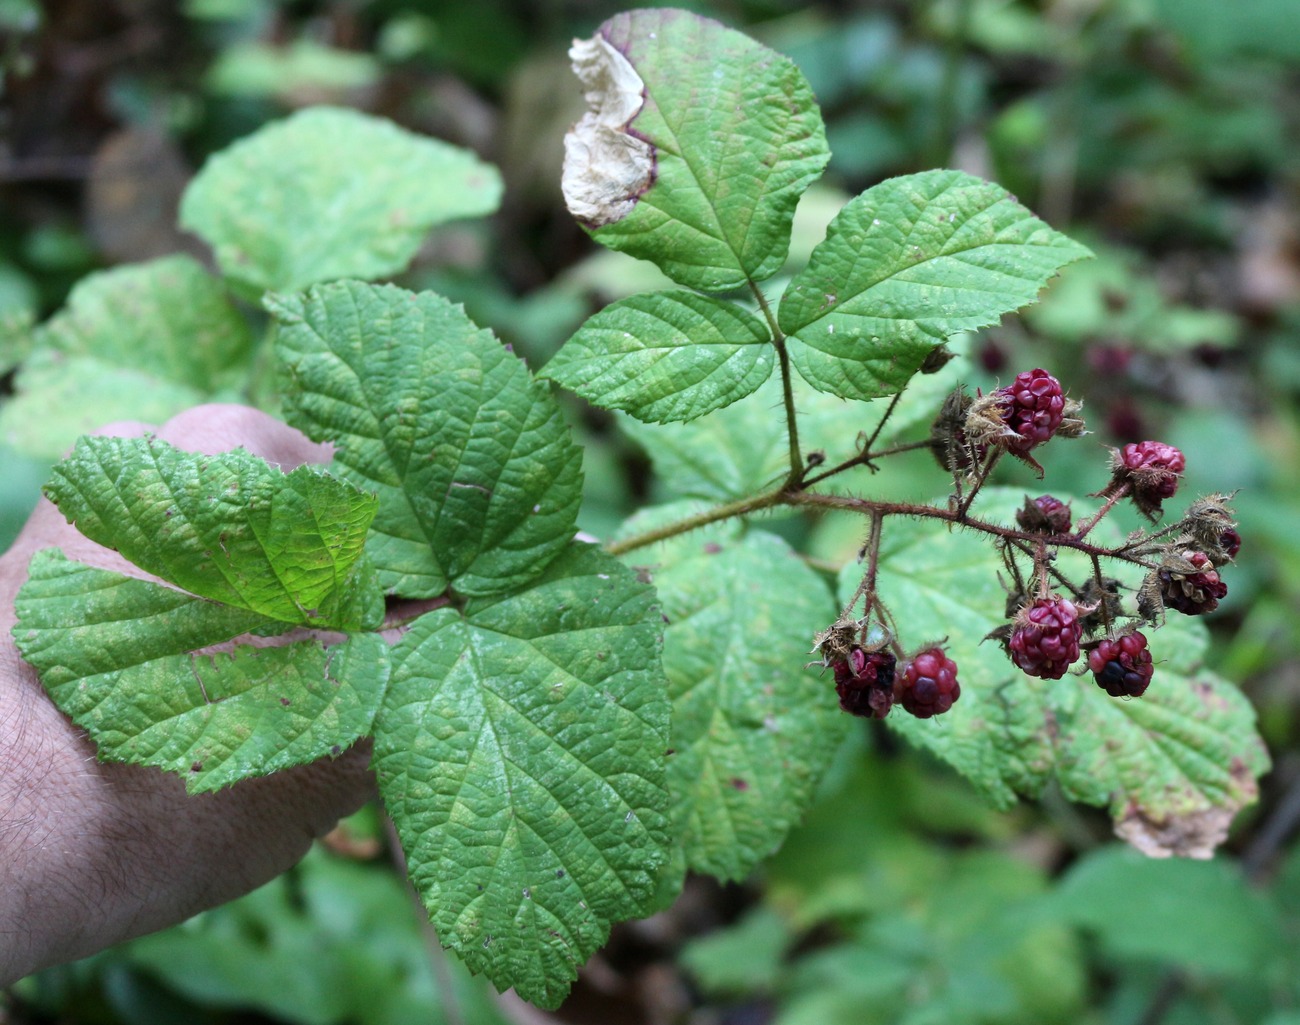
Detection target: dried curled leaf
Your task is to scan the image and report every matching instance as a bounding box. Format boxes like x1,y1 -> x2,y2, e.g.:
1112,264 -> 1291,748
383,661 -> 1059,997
561,33 -> 655,227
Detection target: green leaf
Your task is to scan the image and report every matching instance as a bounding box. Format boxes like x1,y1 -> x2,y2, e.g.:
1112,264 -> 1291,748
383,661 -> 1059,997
542,291 -> 774,423
14,550 -> 388,793
0,305 -> 34,375
44,435 -> 383,630
180,107 -> 502,294
779,170 -> 1091,401
0,255 -> 253,458
616,511 -> 844,880
564,9 -> 829,292
373,543 -> 670,1009
206,40 -> 381,99
679,906 -> 791,996
270,282 -> 583,599
1047,847 -> 1282,978
842,488 -> 1268,855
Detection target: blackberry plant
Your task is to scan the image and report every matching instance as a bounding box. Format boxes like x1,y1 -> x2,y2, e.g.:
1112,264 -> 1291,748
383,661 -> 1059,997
7,6 -> 1267,1009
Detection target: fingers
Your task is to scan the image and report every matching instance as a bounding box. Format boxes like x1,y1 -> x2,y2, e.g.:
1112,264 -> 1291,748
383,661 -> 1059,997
154,404 -> 332,469
2,404 -> 331,580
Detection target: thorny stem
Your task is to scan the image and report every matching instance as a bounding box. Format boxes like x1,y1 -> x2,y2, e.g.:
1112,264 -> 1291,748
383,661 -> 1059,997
607,486 -> 1162,573
603,487 -> 786,557
1033,538 -> 1051,599
861,509 -> 885,611
837,509 -> 885,629
1006,536 -> 1080,598
955,447 -> 1002,519
802,437 -> 933,489
1091,552 -> 1114,636
1074,483 -> 1128,540
748,279 -> 803,487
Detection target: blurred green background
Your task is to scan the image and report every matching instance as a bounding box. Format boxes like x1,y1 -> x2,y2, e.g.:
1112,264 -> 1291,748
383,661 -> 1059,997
3,1 -> 1299,1023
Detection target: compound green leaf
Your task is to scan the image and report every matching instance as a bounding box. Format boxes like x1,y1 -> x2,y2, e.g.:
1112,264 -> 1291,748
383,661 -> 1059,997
615,510 -> 843,880
270,282 -> 583,599
45,435 -> 383,631
780,170 -> 1091,401
180,107 -> 502,294
0,255 -> 252,458
373,544 -> 670,1008
542,291 -> 773,423
14,550 -> 388,793
563,9 -> 829,292
842,488 -> 1267,855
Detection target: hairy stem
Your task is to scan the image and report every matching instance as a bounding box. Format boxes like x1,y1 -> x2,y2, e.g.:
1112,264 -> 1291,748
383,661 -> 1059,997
604,487 -> 786,557
748,279 -> 803,485
803,438 -> 935,488
1074,483 -> 1128,540
607,483 -> 1160,570
955,448 -> 1002,518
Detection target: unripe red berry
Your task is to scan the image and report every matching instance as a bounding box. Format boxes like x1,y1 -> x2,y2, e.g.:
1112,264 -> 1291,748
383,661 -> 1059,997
1159,550 -> 1227,616
895,648 -> 960,718
1220,528 -> 1242,561
834,646 -> 896,719
1008,596 -> 1082,679
992,368 -> 1065,455
1088,631 -> 1154,697
1016,494 -> 1072,534
1103,440 -> 1185,519
1120,441 -> 1185,498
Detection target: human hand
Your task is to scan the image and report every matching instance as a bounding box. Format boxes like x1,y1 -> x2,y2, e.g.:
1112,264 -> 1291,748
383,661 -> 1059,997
0,405 -> 377,985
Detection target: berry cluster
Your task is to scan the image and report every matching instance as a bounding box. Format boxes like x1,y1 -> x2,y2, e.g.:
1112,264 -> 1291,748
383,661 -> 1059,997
996,439 -> 1239,699
818,366 -> 1238,722
822,634 -> 962,721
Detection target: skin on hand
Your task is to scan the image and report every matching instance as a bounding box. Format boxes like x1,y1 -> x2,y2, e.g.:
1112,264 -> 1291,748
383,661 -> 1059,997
0,405 -> 377,985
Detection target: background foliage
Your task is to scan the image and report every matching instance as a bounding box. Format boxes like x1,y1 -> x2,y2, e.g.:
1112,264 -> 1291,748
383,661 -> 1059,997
3,0 -> 1300,1023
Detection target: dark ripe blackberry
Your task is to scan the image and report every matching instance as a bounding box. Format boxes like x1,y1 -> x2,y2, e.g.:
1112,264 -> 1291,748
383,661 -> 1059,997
992,368 -> 1065,455
1016,494 -> 1072,534
1088,631 -> 1154,697
1008,596 -> 1082,679
1159,550 -> 1227,616
834,646 -> 897,719
895,648 -> 960,718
